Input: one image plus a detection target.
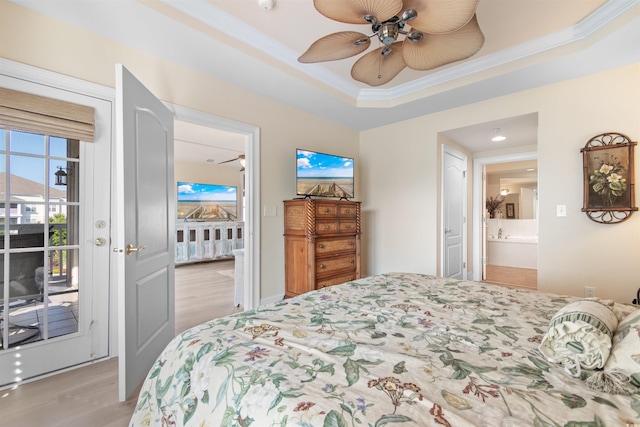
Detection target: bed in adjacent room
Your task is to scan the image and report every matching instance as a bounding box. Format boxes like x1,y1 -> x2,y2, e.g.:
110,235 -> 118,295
129,273 -> 640,426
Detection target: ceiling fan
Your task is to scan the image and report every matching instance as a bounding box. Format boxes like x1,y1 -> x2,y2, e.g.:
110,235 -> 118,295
298,0 -> 485,86
218,154 -> 245,171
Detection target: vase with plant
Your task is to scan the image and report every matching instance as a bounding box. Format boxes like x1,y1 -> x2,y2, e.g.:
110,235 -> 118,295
486,195 -> 504,218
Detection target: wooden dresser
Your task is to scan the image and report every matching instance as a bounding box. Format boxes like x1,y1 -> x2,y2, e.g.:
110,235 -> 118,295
284,199 -> 361,298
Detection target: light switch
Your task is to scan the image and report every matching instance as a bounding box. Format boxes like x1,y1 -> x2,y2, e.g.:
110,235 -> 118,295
556,205 -> 567,217
263,205 -> 277,217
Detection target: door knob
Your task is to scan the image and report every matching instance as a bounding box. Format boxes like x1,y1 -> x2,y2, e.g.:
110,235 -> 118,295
94,237 -> 107,247
126,244 -> 146,255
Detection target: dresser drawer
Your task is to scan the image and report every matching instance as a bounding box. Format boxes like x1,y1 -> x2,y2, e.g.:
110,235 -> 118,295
337,205 -> 357,217
338,220 -> 356,233
316,272 -> 357,290
316,254 -> 356,275
315,203 -> 337,217
316,220 -> 338,234
316,237 -> 356,255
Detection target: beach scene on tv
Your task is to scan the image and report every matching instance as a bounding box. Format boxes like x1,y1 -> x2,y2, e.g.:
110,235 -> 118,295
177,182 -> 238,220
297,150 -> 354,198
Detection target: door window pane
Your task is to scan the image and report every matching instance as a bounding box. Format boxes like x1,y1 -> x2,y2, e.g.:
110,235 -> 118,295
50,137 -> 79,159
9,130 -> 45,156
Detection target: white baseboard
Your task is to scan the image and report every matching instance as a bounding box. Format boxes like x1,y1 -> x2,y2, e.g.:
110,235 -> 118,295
260,293 -> 285,306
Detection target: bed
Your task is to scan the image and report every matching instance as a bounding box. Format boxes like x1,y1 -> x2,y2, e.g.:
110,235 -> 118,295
129,273 -> 640,426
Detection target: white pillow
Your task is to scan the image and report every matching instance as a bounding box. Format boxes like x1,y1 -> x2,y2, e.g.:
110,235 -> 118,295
539,300 -> 618,376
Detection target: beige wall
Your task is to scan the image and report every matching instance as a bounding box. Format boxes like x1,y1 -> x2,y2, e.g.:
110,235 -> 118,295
361,63 -> 640,302
0,0 -> 360,301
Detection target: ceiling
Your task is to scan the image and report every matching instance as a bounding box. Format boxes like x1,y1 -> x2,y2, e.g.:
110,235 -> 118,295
11,0 -> 640,158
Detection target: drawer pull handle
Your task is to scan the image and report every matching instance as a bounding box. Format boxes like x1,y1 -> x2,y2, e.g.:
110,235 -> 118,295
350,260 -> 354,264
325,225 -> 331,229
345,209 -> 351,213
319,244 -> 325,249
324,208 -> 330,213
349,242 -> 354,246
320,264 -> 326,269
345,224 -> 351,229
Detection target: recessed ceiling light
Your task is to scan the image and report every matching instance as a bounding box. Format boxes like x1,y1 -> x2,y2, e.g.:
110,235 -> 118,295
491,128 -> 506,142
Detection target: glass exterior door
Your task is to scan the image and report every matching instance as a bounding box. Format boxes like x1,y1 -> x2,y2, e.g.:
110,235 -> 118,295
0,130 -> 80,350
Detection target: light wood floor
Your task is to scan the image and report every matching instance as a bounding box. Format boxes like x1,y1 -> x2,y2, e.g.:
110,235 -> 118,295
0,259 -> 240,427
484,264 -> 538,291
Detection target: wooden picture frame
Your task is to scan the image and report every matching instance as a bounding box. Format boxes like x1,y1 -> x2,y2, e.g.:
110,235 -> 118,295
581,132 -> 637,224
505,203 -> 515,219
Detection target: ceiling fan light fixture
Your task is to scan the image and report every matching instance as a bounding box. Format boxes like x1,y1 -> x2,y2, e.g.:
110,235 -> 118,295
378,22 -> 399,45
401,8 -> 417,22
407,31 -> 423,42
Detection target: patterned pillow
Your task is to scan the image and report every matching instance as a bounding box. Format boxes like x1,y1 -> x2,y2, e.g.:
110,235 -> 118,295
586,309 -> 640,394
539,300 -> 618,376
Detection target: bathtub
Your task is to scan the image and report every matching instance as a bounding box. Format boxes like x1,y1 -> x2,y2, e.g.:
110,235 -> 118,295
487,236 -> 537,269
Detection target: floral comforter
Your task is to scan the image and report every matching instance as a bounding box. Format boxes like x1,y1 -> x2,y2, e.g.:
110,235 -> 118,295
130,273 -> 640,426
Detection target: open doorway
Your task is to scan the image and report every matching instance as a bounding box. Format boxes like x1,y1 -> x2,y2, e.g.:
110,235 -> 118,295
171,108 -> 260,327
173,120 -> 245,330
483,160 -> 538,289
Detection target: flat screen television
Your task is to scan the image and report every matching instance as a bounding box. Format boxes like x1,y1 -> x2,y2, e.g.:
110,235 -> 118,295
296,148 -> 354,199
177,182 -> 237,220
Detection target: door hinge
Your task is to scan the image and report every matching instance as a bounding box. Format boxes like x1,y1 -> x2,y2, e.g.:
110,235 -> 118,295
482,257 -> 487,265
463,170 -> 467,178
463,262 -> 466,268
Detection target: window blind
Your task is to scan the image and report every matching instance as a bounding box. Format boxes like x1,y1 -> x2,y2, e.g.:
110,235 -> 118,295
0,87 -> 95,142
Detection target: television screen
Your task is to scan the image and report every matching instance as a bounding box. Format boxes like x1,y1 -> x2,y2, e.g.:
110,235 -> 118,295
296,149 -> 354,199
177,182 -> 237,220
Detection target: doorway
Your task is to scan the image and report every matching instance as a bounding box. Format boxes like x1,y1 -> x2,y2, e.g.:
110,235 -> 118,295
0,73 -> 111,387
483,160 -> 538,289
172,107 -> 260,311
472,152 -> 538,286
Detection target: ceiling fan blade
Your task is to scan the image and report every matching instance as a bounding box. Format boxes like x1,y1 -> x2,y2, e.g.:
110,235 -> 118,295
403,14 -> 484,70
218,158 -> 237,164
351,42 -> 406,86
299,32 -> 371,63
402,0 -> 479,34
314,0 -> 403,24
218,154 -> 244,164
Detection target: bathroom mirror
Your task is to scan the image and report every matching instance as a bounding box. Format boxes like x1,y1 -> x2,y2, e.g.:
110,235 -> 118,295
486,160 -> 538,220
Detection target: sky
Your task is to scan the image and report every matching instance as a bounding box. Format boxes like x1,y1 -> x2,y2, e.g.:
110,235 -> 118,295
1,129 -> 71,191
177,182 -> 237,202
296,149 -> 354,179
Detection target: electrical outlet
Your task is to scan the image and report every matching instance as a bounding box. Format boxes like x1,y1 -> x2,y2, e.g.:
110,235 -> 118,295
584,286 -> 596,298
263,205 -> 277,217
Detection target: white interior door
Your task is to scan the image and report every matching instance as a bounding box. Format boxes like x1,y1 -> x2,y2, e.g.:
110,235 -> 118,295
115,64 -> 175,400
442,147 -> 467,279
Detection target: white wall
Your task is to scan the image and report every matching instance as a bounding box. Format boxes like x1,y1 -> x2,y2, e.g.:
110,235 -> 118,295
361,63 -> 640,302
